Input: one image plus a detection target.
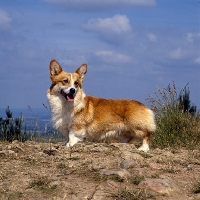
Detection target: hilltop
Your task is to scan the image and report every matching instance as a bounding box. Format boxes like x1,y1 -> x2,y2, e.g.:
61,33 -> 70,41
0,140 -> 199,200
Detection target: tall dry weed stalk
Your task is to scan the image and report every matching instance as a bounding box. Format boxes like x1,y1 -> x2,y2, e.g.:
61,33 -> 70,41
28,105 -> 64,143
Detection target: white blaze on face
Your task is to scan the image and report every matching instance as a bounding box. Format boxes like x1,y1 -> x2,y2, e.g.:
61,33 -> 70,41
60,73 -> 78,102
70,73 -> 73,83
62,73 -> 76,94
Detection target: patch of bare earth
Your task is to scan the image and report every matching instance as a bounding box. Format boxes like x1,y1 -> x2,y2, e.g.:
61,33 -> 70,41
0,140 -> 200,200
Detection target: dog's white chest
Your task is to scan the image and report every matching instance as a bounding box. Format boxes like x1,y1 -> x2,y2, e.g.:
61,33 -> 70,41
47,94 -> 73,131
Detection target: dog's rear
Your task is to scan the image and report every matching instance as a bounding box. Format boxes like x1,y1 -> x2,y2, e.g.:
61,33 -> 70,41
47,60 -> 156,152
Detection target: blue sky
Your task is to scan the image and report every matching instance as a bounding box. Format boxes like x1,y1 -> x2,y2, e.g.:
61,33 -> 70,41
0,0 -> 199,110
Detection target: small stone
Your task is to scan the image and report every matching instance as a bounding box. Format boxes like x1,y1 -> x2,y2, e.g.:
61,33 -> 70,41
90,146 -> 109,152
105,180 -> 119,188
12,140 -> 19,144
111,143 -> 136,151
119,159 -> 135,169
91,181 -> 120,200
0,150 -> 16,156
6,145 -> 12,150
149,163 -> 161,170
162,151 -> 174,157
138,178 -> 179,195
132,168 -> 146,175
121,151 -> 144,161
100,169 -> 131,178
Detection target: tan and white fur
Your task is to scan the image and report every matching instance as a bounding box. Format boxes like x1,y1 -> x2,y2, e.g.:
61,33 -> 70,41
47,60 -> 156,152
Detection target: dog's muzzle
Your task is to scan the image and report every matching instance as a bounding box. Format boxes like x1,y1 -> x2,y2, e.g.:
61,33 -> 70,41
60,88 -> 75,102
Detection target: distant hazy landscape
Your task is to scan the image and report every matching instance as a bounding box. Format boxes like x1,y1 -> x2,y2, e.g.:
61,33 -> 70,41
0,107 -> 51,133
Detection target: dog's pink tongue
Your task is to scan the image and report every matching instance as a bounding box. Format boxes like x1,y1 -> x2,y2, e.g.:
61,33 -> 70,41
67,95 -> 74,102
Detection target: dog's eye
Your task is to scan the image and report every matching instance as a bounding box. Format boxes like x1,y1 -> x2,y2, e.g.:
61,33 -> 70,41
63,79 -> 68,83
74,81 -> 79,86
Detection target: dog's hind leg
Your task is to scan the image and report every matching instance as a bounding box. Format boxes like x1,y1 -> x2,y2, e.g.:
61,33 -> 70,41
119,131 -> 133,143
138,132 -> 151,152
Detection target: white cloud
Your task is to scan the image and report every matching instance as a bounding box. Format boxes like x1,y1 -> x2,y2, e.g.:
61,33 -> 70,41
194,57 -> 200,64
185,32 -> 200,43
169,47 -> 183,60
147,33 -> 157,42
94,50 -> 131,64
45,0 -> 156,11
82,14 -> 133,45
83,14 -> 132,34
185,33 -> 194,43
0,8 -> 11,28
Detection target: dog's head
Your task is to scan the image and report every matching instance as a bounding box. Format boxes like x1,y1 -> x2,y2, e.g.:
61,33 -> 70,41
49,60 -> 87,102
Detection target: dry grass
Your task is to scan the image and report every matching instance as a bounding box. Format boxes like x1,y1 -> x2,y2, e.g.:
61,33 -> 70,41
115,188 -> 155,200
193,181 -> 200,194
146,81 -> 200,149
29,176 -> 57,193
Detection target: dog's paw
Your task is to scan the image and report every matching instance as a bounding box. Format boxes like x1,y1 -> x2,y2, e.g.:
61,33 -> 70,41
66,142 -> 71,147
138,144 -> 149,152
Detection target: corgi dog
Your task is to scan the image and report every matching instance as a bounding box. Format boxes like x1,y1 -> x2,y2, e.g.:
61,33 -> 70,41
47,60 -> 156,152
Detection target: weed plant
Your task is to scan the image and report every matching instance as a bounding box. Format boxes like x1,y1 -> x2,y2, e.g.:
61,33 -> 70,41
147,82 -> 200,149
131,175 -> 145,185
27,106 -> 64,143
0,106 -> 64,143
0,106 -> 28,142
29,176 -> 57,193
116,188 -> 154,200
193,181 -> 200,194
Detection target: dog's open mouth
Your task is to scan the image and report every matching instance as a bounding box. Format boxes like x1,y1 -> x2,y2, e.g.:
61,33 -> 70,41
60,90 -> 74,102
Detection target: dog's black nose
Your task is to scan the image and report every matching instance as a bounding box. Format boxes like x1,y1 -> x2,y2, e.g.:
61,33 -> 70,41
70,88 -> 75,94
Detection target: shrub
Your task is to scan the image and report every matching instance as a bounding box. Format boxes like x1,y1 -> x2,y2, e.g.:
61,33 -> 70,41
147,82 -> 200,149
29,176 -> 57,193
116,188 -> 154,200
0,106 -> 28,142
131,175 -> 145,185
193,181 -> 200,194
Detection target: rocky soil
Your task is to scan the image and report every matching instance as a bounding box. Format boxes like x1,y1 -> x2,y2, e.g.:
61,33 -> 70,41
0,140 -> 200,200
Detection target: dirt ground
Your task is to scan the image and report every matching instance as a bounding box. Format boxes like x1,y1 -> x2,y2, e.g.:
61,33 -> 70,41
0,140 -> 199,200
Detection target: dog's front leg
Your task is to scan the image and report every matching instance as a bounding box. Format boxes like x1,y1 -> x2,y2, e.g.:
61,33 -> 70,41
59,129 -> 69,145
66,129 -> 86,147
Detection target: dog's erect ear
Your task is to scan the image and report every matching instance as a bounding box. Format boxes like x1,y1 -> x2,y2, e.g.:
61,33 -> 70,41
75,63 -> 87,83
49,60 -> 63,77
